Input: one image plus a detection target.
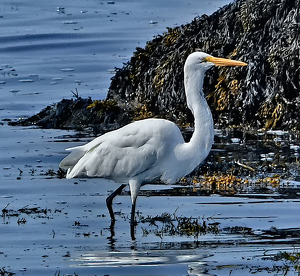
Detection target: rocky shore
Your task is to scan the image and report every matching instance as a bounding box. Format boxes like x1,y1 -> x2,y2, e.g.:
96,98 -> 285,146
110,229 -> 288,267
11,0 -> 300,133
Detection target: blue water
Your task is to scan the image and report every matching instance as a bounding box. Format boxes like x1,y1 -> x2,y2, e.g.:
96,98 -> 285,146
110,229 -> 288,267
2,2 -> 300,275
0,0 -> 231,120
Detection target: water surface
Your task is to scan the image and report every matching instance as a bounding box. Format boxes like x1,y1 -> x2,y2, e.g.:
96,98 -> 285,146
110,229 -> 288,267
2,1 -> 300,275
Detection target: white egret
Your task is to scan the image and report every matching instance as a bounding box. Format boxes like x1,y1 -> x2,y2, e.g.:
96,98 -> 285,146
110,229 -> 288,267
59,51 -> 247,239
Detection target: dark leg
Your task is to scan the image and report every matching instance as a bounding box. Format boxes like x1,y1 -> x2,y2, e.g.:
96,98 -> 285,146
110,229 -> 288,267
106,184 -> 126,221
130,197 -> 137,240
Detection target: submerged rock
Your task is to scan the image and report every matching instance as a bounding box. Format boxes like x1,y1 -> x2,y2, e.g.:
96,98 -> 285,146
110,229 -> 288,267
11,0 -> 300,131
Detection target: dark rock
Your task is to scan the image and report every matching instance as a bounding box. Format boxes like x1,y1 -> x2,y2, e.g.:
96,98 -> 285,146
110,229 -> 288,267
9,97 -> 129,135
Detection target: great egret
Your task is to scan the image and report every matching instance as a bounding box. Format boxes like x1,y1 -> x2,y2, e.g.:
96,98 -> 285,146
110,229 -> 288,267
59,51 -> 247,239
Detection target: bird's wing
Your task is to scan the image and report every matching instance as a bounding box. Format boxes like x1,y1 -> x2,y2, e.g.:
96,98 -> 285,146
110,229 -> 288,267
63,119 -> 182,180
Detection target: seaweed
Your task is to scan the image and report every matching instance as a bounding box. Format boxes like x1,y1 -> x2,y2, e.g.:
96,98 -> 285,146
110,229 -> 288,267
0,268 -> 15,276
107,0 -> 300,130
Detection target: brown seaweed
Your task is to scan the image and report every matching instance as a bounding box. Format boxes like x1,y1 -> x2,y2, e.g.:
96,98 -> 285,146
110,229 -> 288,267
107,0 -> 300,130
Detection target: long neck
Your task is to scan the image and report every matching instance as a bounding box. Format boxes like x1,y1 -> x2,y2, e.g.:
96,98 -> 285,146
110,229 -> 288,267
182,68 -> 214,169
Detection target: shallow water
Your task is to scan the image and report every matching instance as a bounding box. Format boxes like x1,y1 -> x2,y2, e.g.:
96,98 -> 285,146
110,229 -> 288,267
1,124 -> 300,275
1,0 -> 300,275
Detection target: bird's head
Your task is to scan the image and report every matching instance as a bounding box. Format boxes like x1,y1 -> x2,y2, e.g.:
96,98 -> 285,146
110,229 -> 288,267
185,51 -> 247,73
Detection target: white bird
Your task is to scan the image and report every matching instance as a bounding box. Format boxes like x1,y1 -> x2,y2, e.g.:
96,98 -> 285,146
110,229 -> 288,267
59,51 -> 247,239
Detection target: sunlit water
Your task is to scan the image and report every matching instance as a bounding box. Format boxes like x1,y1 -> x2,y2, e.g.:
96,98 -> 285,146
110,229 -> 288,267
1,1 -> 300,275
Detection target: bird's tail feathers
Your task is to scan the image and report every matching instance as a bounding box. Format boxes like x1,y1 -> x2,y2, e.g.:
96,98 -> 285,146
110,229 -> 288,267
59,146 -> 85,171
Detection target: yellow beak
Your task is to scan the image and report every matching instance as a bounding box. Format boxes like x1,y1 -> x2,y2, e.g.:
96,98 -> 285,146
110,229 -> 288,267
205,56 -> 247,67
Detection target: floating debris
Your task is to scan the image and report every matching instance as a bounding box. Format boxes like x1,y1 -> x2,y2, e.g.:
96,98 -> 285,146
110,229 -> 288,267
56,7 -> 65,14
0,267 -> 15,276
1,205 -> 53,222
62,21 -> 78,25
140,212 -> 219,238
60,68 -> 74,72
235,161 -> 255,172
17,217 -> 27,225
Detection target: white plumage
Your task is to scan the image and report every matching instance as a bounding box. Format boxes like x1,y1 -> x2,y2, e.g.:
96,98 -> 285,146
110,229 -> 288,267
59,51 -> 247,239
62,119 -> 182,181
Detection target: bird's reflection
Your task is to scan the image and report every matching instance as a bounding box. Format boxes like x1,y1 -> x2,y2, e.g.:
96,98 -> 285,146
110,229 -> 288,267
107,220 -> 117,250
106,219 -> 137,250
